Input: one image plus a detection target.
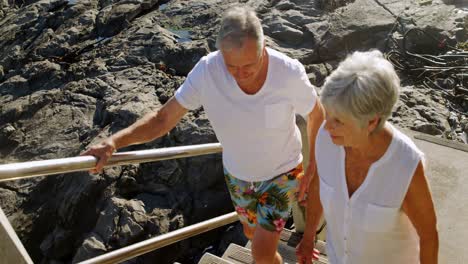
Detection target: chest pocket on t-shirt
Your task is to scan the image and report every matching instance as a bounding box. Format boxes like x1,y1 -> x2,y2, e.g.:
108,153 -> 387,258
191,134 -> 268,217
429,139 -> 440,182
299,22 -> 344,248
363,203 -> 399,233
265,103 -> 291,130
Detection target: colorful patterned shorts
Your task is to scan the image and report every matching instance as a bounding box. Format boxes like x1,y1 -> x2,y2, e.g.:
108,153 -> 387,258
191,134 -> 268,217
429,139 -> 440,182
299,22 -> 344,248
224,164 -> 303,232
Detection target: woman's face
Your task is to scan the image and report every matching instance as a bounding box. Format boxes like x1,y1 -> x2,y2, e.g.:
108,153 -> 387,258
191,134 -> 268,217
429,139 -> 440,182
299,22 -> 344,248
323,107 -> 375,148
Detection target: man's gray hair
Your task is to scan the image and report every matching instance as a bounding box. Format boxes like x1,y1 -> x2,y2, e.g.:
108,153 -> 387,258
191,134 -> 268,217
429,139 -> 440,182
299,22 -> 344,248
321,50 -> 400,131
216,6 -> 264,54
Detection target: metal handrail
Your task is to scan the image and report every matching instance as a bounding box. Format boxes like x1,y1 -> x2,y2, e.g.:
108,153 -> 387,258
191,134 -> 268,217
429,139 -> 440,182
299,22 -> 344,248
0,142 -> 228,263
0,143 -> 222,182
79,212 -> 239,264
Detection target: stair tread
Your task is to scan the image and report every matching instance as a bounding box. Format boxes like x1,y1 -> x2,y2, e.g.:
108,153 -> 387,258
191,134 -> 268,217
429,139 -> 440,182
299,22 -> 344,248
209,228 -> 329,264
222,244 -> 253,264
245,229 -> 327,257
198,253 -> 234,264
222,243 -> 328,264
278,228 -> 327,256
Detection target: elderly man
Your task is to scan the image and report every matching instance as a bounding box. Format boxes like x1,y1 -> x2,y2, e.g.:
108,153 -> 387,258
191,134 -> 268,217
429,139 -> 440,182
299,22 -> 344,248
84,6 -> 324,264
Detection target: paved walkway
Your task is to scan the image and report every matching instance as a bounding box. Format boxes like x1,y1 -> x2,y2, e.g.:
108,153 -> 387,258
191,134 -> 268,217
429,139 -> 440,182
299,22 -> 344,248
403,128 -> 468,264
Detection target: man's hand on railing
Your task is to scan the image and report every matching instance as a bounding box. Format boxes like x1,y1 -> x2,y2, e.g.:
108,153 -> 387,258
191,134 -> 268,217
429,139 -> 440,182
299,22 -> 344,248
81,139 -> 117,174
297,162 -> 316,206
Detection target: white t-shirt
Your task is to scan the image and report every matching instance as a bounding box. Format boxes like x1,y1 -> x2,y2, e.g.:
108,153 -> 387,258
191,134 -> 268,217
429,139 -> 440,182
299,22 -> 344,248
175,48 -> 317,181
316,123 -> 423,264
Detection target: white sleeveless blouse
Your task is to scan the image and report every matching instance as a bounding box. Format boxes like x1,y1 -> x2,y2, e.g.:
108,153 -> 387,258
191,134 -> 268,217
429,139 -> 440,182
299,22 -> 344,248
316,122 -> 423,264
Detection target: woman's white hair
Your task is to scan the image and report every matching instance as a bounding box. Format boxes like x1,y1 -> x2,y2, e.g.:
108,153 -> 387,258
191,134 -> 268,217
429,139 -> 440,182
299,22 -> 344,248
321,50 -> 400,131
216,6 -> 264,55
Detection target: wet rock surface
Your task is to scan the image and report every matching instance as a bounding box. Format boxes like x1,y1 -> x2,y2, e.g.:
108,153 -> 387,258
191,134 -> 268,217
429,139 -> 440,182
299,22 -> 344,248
0,0 -> 466,263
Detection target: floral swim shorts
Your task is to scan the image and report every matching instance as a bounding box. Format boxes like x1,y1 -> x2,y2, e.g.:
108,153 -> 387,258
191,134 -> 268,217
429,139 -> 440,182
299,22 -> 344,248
224,164 -> 303,232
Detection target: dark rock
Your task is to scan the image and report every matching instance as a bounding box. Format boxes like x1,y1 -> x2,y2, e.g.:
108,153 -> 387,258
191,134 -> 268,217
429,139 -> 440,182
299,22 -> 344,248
460,118 -> 468,134
0,75 -> 29,99
0,1 -> 466,263
317,0 -> 356,11
281,9 -> 317,26
96,3 -> 142,38
56,173 -> 107,229
115,208 -> 146,247
0,124 -> 24,156
272,26 -> 304,45
94,197 -> 147,247
304,20 -> 330,44
137,159 -> 184,187
412,120 -> 444,135
21,60 -> 64,91
309,0 -> 396,62
0,187 -> 21,215
72,234 -> 107,263
190,188 -> 232,224
275,1 -> 296,11
304,62 -> 334,86
165,40 -> 210,76
40,226 -> 74,259
263,15 -> 305,46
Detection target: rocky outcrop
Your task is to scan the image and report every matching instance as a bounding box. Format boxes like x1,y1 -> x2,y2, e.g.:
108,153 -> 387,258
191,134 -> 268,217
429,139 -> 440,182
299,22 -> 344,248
0,0 -> 466,263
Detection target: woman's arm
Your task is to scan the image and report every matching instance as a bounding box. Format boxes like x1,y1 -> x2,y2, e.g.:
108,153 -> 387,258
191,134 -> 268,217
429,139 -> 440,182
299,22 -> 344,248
296,171 -> 323,264
402,161 -> 439,264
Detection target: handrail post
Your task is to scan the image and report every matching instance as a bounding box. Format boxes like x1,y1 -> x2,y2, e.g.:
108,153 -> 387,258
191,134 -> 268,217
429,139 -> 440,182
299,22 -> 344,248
292,115 -> 308,233
0,207 -> 33,264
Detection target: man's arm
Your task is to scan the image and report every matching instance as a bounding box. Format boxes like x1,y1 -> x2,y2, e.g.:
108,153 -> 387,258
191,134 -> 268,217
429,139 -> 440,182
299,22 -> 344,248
402,161 -> 439,264
296,171 -> 323,263
298,100 -> 325,202
110,97 -> 188,148
83,97 -> 188,173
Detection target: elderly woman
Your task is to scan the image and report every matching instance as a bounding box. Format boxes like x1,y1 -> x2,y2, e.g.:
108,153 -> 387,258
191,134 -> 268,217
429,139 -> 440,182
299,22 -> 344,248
296,50 -> 439,264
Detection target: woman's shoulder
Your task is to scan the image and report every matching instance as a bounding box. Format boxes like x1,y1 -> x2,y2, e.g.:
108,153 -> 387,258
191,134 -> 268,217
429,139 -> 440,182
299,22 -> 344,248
315,122 -> 342,162
316,122 -> 331,146
389,124 -> 424,161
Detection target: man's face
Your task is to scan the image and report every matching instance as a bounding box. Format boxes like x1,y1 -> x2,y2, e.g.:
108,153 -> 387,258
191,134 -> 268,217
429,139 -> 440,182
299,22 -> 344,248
221,38 -> 265,87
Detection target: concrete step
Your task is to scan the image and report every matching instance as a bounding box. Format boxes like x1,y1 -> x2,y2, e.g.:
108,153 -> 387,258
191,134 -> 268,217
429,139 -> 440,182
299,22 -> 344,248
277,228 -> 327,255
244,228 -> 329,264
245,240 -> 328,264
222,242 -> 329,264
221,243 -> 253,264
198,253 -> 234,264
246,241 -> 329,264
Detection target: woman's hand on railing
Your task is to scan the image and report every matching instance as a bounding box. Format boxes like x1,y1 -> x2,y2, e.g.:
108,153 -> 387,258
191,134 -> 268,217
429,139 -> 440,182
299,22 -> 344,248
81,139 -> 117,174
